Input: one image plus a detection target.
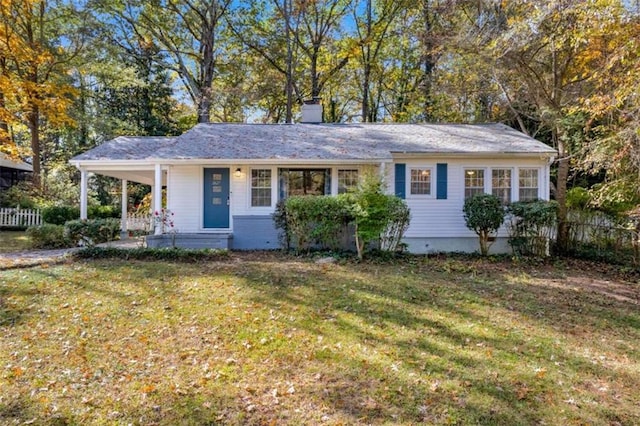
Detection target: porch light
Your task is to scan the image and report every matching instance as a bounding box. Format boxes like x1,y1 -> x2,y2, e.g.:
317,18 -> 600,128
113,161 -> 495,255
234,167 -> 242,177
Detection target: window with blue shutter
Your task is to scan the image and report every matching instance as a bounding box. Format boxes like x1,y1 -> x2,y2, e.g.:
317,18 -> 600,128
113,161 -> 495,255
395,163 -> 406,199
436,163 -> 448,199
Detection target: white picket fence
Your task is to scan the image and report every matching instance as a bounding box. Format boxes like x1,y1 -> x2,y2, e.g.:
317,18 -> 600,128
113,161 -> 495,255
126,213 -> 153,232
0,207 -> 42,228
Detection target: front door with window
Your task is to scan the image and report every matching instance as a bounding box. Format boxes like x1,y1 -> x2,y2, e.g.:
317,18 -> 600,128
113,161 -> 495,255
203,168 -> 230,228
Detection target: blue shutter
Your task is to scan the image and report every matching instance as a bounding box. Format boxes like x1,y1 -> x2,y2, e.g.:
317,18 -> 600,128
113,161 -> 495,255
436,163 -> 448,199
395,163 -> 406,199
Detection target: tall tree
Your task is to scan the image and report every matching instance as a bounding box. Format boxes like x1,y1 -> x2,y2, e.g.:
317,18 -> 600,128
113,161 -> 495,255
576,5 -> 640,207
0,0 -> 88,188
232,0 -> 353,120
479,0 -> 629,251
352,0 -> 403,122
101,0 -> 233,123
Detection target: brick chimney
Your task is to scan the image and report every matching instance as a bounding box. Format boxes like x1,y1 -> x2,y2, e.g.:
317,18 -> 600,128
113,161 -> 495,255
300,97 -> 323,123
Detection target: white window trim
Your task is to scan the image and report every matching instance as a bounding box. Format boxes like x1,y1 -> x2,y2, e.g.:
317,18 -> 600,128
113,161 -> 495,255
335,167 -> 361,195
248,166 -> 276,210
407,166 -> 435,198
491,167 -> 514,204
458,166 -> 544,202
517,167 -> 541,202
463,167 -> 487,199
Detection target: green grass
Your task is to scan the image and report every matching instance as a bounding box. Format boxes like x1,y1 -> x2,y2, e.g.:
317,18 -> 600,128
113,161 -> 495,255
1,253 -> 639,425
0,230 -> 31,253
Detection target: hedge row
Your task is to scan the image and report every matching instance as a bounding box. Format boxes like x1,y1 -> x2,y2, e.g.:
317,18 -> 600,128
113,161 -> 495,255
27,218 -> 121,249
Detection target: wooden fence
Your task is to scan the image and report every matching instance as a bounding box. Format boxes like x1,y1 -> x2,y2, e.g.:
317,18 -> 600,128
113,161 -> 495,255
0,207 -> 42,228
126,213 -> 153,232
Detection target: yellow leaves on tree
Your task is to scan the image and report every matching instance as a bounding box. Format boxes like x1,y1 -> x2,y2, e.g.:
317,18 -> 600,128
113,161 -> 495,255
0,0 -> 77,188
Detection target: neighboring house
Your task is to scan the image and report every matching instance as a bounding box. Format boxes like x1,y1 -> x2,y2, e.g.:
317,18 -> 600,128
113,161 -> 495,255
70,106 -> 556,253
0,153 -> 32,192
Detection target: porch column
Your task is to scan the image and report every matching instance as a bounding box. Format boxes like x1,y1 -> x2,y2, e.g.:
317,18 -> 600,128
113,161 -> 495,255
121,179 -> 128,238
80,168 -> 88,220
153,163 -> 162,235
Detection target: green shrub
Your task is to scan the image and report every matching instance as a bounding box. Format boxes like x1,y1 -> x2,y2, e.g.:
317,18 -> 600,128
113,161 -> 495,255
0,182 -> 38,209
65,218 -> 121,247
344,177 -> 410,259
283,195 -> 353,252
507,200 -> 557,257
74,246 -> 229,262
27,224 -> 71,249
88,205 -> 120,219
566,187 -> 592,210
273,199 -> 290,250
463,194 -> 506,256
274,174 -> 411,260
42,205 -> 80,225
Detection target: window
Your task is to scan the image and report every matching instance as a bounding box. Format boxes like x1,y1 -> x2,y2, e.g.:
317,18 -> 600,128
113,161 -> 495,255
519,169 -> 539,201
279,168 -> 330,198
464,169 -> 485,199
338,169 -> 358,194
410,168 -> 432,195
251,169 -> 272,207
492,169 -> 511,204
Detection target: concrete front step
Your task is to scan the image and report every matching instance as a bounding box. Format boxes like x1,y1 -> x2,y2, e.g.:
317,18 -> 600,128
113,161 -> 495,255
145,233 -> 232,250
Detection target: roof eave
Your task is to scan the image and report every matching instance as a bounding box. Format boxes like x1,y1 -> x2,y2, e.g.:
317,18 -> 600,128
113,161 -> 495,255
71,158 -> 392,167
391,151 -> 556,159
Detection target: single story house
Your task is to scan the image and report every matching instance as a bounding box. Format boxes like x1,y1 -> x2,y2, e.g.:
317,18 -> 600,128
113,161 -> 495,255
70,106 -> 556,254
0,153 -> 32,192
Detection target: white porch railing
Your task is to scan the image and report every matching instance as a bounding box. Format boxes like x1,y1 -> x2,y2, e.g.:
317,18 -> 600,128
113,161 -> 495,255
126,213 -> 153,232
0,207 -> 42,228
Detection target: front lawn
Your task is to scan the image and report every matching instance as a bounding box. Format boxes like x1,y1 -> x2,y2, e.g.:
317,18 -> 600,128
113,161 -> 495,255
0,230 -> 31,253
1,253 -> 638,425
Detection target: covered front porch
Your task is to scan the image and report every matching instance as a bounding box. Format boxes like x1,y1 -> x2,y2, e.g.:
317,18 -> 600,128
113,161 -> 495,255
74,162 -> 235,250
76,163 -> 166,237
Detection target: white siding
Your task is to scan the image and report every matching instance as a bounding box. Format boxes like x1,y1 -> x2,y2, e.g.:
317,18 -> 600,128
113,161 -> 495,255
398,158 -> 550,239
233,165 -> 276,216
167,157 -> 551,240
167,165 -> 201,232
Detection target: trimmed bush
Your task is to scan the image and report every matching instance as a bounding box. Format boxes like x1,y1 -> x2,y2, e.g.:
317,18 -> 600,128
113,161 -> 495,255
27,224 -> 71,249
73,246 -> 229,262
274,174 -> 411,260
283,195 -> 353,252
65,218 -> 121,247
463,194 -> 506,256
42,206 -> 80,225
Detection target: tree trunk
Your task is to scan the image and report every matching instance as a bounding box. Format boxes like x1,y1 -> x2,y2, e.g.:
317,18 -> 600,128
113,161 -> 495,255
310,50 -> 320,98
284,0 -> 294,123
0,92 -> 9,141
421,0 -> 437,121
28,106 -> 41,190
479,230 -> 489,256
361,0 -> 372,122
197,2 -> 218,123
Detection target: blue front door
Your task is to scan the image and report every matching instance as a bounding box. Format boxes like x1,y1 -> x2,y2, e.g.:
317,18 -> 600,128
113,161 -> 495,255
203,168 -> 230,228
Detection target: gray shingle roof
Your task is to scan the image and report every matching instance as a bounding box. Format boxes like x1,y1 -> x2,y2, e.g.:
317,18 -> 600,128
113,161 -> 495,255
72,136 -> 176,161
72,123 -> 555,162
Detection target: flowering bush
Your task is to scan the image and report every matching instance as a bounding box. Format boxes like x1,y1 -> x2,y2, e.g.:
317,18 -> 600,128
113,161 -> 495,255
154,208 -> 175,234
154,208 -> 178,248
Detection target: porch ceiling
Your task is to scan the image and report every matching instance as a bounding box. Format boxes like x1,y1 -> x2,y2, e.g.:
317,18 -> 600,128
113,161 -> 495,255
89,169 -> 166,186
